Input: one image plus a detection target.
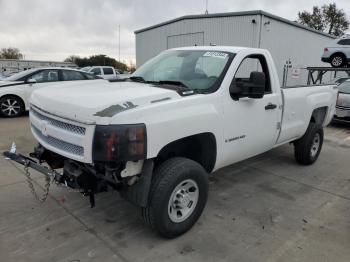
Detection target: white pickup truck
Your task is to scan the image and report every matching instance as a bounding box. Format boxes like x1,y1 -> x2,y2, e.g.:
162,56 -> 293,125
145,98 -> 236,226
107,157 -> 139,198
4,46 -> 337,238
81,66 -> 126,80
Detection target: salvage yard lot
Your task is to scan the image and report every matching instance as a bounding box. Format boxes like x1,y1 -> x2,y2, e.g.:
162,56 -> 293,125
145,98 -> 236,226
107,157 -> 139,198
0,116 -> 350,262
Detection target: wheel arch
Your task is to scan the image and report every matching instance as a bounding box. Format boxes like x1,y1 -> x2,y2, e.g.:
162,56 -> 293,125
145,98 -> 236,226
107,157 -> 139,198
310,106 -> 328,126
154,132 -> 217,173
330,52 -> 346,58
0,94 -> 26,106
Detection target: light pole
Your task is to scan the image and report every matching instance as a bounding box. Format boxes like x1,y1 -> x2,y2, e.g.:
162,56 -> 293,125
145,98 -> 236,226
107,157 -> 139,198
118,25 -> 121,62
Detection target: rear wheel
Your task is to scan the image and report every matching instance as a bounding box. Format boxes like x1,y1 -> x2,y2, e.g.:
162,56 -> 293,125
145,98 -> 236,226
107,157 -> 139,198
294,123 -> 324,165
330,54 -> 346,68
142,157 -> 208,238
0,96 -> 24,117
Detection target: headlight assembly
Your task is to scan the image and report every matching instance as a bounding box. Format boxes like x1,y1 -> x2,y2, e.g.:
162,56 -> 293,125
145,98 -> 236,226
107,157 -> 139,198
92,124 -> 147,162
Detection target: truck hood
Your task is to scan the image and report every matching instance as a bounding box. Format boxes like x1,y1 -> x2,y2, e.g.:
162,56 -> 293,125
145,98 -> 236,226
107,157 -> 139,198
30,80 -> 182,124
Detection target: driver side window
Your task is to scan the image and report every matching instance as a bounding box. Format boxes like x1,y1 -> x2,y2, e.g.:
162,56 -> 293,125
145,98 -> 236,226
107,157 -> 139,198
233,55 -> 271,93
27,70 -> 59,83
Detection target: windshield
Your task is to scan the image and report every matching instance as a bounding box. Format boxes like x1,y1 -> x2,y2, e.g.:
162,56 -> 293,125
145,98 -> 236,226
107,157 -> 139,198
132,50 -> 234,92
338,81 -> 350,94
5,69 -> 37,81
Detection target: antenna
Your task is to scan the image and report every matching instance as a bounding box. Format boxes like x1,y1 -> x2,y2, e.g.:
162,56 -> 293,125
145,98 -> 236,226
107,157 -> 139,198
205,0 -> 208,14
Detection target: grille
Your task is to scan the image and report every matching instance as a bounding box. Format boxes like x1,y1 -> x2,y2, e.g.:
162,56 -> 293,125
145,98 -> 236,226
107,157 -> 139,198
31,107 -> 86,135
32,125 -> 84,156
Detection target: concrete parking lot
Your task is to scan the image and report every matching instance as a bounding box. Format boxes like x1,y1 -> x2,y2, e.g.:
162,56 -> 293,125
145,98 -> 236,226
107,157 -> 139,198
0,116 -> 349,262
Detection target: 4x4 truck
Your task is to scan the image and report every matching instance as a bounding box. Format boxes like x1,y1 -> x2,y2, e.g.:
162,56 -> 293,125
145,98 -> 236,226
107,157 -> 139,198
4,46 -> 337,238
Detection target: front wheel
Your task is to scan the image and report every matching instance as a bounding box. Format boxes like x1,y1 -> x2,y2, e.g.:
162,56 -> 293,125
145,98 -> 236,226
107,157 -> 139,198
0,96 -> 24,117
294,123 -> 324,165
142,157 -> 208,238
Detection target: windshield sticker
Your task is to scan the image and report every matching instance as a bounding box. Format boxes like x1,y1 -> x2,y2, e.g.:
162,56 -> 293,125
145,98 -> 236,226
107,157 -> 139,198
203,52 -> 228,59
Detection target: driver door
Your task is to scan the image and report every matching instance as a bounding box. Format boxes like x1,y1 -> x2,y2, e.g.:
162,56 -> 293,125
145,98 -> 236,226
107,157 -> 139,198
221,54 -> 280,166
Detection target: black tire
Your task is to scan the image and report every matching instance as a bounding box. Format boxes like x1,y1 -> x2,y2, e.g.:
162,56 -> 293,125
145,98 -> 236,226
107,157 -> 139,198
142,157 -> 208,238
0,95 -> 24,117
294,122 -> 324,165
330,54 -> 346,68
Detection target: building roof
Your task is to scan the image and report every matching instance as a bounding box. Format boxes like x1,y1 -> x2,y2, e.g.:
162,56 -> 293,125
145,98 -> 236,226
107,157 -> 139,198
134,10 -> 335,39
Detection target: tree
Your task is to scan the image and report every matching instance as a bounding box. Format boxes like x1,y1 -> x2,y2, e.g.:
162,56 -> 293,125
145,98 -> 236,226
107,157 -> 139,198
0,47 -> 24,59
297,3 -> 349,37
64,55 -> 80,64
64,54 -> 128,71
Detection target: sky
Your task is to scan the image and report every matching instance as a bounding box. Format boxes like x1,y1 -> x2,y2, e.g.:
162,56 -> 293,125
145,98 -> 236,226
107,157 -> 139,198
0,0 -> 350,65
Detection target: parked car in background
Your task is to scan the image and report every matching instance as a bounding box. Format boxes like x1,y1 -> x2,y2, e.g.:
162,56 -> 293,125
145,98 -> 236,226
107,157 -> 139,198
322,36 -> 350,67
334,80 -> 350,122
0,67 -> 105,117
333,77 -> 350,85
81,66 -> 120,80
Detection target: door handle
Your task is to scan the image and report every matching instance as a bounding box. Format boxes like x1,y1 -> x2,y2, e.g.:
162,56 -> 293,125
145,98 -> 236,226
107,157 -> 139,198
265,103 -> 277,110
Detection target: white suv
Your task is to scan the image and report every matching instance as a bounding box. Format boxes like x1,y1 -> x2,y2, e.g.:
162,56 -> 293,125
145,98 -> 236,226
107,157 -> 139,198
322,36 -> 350,67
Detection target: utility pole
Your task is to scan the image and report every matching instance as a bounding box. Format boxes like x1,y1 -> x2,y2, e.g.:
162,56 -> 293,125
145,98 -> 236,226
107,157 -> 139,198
118,25 -> 121,62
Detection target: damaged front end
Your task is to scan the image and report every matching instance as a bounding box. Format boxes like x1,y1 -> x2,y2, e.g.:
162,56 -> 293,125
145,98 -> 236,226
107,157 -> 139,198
3,143 -> 154,208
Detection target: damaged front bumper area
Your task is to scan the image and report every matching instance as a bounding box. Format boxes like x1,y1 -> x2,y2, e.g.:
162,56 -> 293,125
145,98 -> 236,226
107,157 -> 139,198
3,144 -> 154,208
3,150 -> 63,182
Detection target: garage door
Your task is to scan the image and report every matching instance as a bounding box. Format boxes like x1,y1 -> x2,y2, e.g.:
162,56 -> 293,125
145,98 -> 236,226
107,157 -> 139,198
167,32 -> 204,49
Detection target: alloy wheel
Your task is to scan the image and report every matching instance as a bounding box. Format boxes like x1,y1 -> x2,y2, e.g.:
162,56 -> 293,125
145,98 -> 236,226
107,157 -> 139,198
1,98 -> 21,116
332,56 -> 343,67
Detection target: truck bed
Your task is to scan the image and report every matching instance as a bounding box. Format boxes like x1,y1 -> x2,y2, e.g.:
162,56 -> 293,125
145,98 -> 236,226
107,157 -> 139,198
277,84 -> 337,145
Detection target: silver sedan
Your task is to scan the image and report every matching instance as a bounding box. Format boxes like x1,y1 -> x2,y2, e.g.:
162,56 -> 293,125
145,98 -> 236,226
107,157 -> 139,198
334,80 -> 350,122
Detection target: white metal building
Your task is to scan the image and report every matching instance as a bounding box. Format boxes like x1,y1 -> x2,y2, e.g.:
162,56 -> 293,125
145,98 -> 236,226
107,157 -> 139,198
0,59 -> 77,76
135,10 -> 335,85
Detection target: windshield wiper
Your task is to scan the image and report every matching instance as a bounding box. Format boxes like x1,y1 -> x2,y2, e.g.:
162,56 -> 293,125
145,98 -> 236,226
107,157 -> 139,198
129,77 -> 189,88
129,76 -> 146,82
128,76 -> 159,85
158,80 -> 189,89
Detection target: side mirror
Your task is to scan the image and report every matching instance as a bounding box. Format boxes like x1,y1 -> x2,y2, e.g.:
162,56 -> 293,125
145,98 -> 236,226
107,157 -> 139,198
26,79 -> 37,84
230,71 -> 266,100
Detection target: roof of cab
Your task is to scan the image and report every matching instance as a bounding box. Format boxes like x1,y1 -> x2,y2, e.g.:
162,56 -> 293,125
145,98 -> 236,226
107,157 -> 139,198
170,45 -> 266,54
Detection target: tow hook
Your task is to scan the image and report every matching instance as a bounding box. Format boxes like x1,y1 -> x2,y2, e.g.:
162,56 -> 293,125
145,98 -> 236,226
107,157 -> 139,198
3,151 -> 62,181
2,146 -> 99,207
3,148 -> 62,204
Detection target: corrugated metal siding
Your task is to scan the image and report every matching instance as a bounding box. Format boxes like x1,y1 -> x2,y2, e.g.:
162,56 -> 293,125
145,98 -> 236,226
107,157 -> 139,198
136,15 -> 260,67
167,32 -> 204,49
259,15 -> 333,85
135,13 -> 334,85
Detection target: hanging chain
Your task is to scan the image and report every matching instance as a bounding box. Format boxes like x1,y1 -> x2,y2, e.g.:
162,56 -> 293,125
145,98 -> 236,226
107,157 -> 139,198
24,162 -> 51,203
